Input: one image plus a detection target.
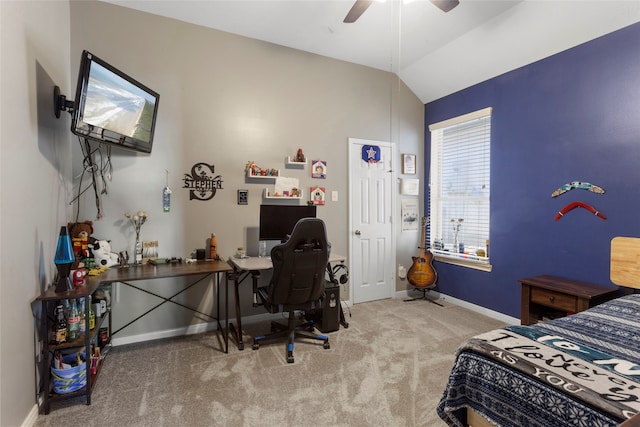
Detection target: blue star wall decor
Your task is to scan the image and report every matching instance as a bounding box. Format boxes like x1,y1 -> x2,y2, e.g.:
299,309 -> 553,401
362,145 -> 380,163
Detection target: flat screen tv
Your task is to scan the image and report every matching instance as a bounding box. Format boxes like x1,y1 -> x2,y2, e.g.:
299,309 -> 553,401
259,204 -> 317,241
71,50 -> 160,153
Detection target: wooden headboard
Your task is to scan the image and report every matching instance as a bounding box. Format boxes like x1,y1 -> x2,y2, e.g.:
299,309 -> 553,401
611,237 -> 640,289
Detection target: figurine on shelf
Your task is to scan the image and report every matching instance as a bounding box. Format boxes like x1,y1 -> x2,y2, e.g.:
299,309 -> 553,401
68,221 -> 95,268
294,148 -> 305,163
245,161 -> 279,177
245,161 -> 259,176
291,188 -> 300,197
71,268 -> 88,288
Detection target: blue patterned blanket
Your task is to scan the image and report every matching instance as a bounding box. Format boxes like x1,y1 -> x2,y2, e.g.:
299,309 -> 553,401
437,294 -> 640,427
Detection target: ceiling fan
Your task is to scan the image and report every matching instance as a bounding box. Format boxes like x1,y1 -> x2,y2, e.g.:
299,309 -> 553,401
344,0 -> 460,23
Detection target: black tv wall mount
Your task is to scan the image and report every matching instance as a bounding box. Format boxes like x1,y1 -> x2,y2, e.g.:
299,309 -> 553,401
53,85 -> 74,118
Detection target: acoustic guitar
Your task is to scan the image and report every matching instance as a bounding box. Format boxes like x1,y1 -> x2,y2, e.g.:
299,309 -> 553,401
407,217 -> 437,288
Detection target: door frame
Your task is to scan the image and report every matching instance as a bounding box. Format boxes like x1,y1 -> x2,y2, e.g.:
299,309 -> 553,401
347,138 -> 397,304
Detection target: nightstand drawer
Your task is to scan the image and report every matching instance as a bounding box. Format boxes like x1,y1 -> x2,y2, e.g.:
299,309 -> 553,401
530,288 -> 577,312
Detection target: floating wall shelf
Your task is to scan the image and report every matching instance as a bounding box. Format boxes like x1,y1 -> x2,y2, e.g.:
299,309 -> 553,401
246,169 -> 279,179
263,188 -> 303,200
285,157 -> 307,169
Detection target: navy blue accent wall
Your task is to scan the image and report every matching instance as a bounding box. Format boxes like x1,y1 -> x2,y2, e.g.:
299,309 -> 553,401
424,22 -> 640,318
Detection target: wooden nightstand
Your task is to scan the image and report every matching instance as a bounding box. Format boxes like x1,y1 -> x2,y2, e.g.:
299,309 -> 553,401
519,275 -> 619,325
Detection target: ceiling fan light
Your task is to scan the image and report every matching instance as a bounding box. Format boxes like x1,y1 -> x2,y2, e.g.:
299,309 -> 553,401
431,0 -> 460,13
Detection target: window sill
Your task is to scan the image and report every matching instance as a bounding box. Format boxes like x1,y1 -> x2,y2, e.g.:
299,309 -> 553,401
434,255 -> 493,272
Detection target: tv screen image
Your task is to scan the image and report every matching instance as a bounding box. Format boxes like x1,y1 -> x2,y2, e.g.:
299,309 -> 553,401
259,204 -> 317,242
72,50 -> 159,153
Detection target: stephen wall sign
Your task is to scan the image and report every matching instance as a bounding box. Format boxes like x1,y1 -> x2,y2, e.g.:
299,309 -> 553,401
183,162 -> 224,201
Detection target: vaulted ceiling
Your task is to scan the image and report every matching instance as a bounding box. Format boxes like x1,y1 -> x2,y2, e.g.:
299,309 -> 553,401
103,0 -> 640,103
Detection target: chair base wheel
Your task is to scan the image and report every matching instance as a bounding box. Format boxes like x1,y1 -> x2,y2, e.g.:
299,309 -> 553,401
323,340 -> 330,349
287,355 -> 294,363
252,343 -> 259,350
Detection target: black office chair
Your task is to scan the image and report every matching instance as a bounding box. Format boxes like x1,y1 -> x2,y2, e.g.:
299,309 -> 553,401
252,218 -> 331,363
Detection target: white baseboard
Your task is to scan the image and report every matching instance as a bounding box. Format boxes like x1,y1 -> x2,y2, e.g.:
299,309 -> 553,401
111,312 -> 287,347
396,290 -> 520,325
112,321 -> 219,347
22,402 -> 39,427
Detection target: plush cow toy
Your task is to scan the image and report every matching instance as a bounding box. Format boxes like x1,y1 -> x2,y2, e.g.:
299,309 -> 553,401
90,240 -> 119,267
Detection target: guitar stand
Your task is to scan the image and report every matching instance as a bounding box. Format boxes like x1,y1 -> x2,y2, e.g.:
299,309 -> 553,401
404,287 -> 443,306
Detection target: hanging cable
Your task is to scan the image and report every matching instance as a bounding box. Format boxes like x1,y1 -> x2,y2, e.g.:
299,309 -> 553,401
69,136 -> 105,220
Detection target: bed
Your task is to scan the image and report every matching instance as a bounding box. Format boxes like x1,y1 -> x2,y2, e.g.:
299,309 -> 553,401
437,237 -> 640,427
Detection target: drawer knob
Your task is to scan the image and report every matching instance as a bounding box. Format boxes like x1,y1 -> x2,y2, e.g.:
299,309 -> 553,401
548,296 -> 555,302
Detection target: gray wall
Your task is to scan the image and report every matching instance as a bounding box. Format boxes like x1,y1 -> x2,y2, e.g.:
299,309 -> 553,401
1,1 -> 73,425
69,2 -> 424,341
0,0 -> 422,422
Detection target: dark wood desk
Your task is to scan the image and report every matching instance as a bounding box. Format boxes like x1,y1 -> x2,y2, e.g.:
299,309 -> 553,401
95,261 -> 233,348
36,260 -> 232,413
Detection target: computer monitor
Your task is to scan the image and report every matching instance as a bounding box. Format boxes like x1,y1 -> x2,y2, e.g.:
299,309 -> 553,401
259,204 -> 317,242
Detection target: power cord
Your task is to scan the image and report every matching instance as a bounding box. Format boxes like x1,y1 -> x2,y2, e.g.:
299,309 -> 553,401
341,296 -> 352,318
69,137 -> 113,220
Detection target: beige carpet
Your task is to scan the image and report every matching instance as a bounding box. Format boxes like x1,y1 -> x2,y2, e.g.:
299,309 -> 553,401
34,297 -> 506,427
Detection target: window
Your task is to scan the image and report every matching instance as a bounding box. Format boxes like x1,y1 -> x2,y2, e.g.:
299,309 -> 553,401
428,107 -> 492,271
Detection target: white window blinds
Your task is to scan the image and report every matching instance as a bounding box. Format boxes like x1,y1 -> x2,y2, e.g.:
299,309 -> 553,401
428,107 -> 492,267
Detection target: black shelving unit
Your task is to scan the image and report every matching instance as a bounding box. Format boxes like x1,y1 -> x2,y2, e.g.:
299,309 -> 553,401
36,282 -> 112,414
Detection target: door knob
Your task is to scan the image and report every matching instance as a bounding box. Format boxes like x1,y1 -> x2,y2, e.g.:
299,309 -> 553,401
355,230 -> 361,236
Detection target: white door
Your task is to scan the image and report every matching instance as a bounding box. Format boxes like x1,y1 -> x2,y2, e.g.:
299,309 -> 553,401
348,138 -> 396,304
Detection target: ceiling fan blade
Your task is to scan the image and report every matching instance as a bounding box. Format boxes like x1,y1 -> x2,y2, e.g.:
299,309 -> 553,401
344,0 -> 373,23
430,0 -> 460,13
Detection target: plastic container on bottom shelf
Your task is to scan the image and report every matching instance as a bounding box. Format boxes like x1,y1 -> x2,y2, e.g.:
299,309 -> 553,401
51,352 -> 86,394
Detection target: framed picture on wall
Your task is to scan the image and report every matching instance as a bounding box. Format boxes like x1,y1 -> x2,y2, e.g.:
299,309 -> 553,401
402,154 -> 416,175
310,186 -> 325,205
311,160 -> 327,178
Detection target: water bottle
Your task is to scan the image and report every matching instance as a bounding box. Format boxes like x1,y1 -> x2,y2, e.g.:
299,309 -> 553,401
54,304 -> 67,344
78,297 -> 86,334
67,299 -> 80,341
89,295 -> 95,330
209,234 -> 218,260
